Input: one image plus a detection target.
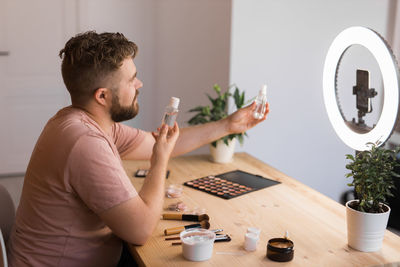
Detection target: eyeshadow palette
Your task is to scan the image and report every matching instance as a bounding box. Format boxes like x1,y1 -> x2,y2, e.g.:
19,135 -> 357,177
184,170 -> 280,199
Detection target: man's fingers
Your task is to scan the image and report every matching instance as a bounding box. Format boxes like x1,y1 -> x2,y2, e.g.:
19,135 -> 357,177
255,103 -> 269,122
172,122 -> 179,133
161,124 -> 168,134
166,122 -> 179,141
263,103 -> 270,119
155,124 -> 167,141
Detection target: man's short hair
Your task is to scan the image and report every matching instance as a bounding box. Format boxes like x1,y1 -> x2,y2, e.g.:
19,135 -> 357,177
59,31 -> 138,105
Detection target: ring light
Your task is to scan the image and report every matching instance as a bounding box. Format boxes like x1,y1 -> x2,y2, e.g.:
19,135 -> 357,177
323,26 -> 400,151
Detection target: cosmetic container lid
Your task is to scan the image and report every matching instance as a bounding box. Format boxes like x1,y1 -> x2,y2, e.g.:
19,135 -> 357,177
169,97 -> 180,109
247,227 -> 261,236
266,238 -> 294,262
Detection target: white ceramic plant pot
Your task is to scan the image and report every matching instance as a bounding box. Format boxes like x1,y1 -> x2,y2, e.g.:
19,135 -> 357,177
209,138 -> 236,163
346,200 -> 391,252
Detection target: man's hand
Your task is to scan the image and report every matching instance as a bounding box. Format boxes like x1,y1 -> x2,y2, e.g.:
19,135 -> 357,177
151,122 -> 179,165
225,102 -> 269,134
100,122 -> 179,246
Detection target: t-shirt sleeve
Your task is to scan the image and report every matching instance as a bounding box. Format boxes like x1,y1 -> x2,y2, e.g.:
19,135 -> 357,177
112,123 -> 146,158
67,134 -> 138,214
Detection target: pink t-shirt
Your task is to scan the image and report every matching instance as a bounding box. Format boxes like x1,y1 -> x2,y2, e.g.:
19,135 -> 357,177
7,106 -> 144,267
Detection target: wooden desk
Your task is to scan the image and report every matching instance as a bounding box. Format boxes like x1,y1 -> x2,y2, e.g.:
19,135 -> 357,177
123,153 -> 400,266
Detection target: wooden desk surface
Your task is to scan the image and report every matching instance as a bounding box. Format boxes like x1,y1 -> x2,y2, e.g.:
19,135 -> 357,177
123,152 -> 400,267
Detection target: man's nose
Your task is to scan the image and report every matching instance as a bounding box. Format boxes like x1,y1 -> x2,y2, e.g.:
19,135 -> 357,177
136,79 -> 143,89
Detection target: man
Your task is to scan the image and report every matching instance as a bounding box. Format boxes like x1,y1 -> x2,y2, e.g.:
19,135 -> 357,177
7,31 -> 269,266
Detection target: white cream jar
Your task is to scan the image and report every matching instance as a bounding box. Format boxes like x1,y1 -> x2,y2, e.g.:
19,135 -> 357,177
180,228 -> 216,261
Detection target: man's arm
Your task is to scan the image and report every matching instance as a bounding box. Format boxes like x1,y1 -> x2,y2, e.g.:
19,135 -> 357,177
120,118 -> 232,160
121,102 -> 269,160
99,123 -> 179,245
174,101 -> 269,155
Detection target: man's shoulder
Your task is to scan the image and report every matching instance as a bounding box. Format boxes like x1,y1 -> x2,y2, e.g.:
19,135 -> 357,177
51,106 -> 104,136
38,106 -> 107,152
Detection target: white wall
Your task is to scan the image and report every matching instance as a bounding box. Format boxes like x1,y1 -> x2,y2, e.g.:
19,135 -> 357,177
230,0 -> 392,202
77,0 -> 232,136
4,0 -> 394,204
77,0 -> 157,131
0,0 -> 231,174
153,0 -> 232,134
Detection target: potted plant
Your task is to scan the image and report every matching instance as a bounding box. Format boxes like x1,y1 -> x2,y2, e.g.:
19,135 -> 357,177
345,141 -> 400,252
187,84 -> 247,163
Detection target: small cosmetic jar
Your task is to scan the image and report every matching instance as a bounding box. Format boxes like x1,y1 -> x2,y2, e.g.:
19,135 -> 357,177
166,184 -> 183,198
180,228 -> 216,261
244,232 -> 259,251
266,238 -> 294,262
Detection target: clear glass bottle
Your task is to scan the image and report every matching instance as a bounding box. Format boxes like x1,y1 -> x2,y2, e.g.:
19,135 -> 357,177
162,97 -> 180,127
253,84 -> 267,119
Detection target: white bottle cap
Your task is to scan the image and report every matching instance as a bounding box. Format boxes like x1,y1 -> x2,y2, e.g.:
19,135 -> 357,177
169,97 -> 180,109
260,84 -> 267,96
247,227 -> 261,236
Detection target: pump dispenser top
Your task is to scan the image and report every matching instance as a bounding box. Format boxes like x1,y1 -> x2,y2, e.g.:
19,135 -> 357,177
260,84 -> 267,97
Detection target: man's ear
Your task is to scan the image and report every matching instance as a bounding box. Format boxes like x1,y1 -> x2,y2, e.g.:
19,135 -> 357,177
94,88 -> 109,106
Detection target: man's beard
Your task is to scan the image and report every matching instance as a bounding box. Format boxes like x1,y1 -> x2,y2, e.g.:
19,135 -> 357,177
110,90 -> 139,122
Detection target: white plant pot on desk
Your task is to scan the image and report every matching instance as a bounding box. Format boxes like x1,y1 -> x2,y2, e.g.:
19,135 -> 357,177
346,200 -> 391,252
209,138 -> 236,163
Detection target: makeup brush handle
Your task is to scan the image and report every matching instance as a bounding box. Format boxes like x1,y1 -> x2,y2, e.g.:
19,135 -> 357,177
166,233 -> 223,240
162,214 -> 183,220
163,214 -> 204,221
164,224 -> 201,236
164,227 -> 185,236
165,236 -> 181,240
171,235 -> 230,245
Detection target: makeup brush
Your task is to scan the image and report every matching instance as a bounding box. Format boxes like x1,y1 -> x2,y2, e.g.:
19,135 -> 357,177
165,229 -> 223,240
162,213 -> 210,222
166,234 -> 225,241
164,220 -> 210,236
171,234 -> 231,245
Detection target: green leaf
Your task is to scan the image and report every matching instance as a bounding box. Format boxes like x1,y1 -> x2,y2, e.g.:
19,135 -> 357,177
238,134 -> 244,145
233,88 -> 240,108
240,92 -> 245,107
202,106 -> 211,116
188,106 -> 205,113
213,84 -> 221,95
188,115 -> 209,125
345,141 -> 400,212
206,94 -> 216,105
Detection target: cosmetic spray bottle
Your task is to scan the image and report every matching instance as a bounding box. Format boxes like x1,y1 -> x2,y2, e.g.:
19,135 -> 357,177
253,84 -> 267,119
162,97 -> 180,127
